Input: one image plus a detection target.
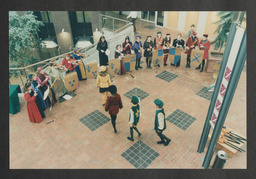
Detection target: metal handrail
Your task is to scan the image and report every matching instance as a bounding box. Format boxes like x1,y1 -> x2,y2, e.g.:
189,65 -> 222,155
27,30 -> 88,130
9,15 -> 132,71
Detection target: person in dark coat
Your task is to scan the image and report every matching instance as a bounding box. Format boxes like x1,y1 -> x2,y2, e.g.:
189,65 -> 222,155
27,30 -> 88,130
97,36 -> 109,66
23,82 -> 43,123
105,85 -> 123,133
143,35 -> 154,69
132,36 -> 143,70
172,33 -> 185,67
122,36 -> 133,55
154,99 -> 171,146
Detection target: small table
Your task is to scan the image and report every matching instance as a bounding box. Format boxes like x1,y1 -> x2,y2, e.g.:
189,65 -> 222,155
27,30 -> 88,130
9,85 -> 21,114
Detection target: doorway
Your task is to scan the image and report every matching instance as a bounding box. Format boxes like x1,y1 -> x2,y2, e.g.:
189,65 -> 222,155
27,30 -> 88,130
141,11 -> 156,22
156,11 -> 164,26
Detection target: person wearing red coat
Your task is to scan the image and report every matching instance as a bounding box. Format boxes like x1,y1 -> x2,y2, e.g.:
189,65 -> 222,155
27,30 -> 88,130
122,36 -> 133,55
196,34 -> 211,72
61,54 -> 77,73
185,31 -> 199,68
105,85 -> 123,133
23,82 -> 43,123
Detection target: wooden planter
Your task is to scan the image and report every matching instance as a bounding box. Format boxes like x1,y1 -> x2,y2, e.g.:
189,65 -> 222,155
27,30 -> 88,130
206,52 -> 223,73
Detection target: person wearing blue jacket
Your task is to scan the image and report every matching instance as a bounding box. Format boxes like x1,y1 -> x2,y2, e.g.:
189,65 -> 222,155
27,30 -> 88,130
132,36 -> 143,70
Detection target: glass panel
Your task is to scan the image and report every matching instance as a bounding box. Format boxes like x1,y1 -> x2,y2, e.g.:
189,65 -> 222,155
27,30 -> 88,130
157,11 -> 164,26
84,11 -> 91,23
148,11 -> 155,22
141,11 -> 148,20
47,11 -> 53,23
40,11 -> 48,23
76,11 -> 84,23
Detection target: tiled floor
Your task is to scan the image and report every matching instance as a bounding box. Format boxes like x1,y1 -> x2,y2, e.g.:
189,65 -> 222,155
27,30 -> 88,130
9,16 -> 246,169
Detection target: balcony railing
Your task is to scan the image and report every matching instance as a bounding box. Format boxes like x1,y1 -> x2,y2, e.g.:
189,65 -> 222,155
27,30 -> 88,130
9,14 -> 134,89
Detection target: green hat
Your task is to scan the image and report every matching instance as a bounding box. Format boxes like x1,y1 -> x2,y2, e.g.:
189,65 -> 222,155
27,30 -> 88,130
154,99 -> 164,108
131,96 -> 139,104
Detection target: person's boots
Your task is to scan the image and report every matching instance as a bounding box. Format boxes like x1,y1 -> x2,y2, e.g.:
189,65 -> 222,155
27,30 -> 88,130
200,67 -> 204,72
138,59 -> 143,69
149,60 -> 152,69
157,140 -> 165,144
112,122 -> 117,133
146,58 -> 149,68
127,127 -> 134,141
196,65 -> 201,70
133,127 -> 141,137
135,59 -> 138,70
164,138 -> 171,146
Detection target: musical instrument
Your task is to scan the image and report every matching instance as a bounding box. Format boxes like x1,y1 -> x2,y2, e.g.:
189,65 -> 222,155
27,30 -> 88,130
185,38 -> 199,54
105,49 -> 111,56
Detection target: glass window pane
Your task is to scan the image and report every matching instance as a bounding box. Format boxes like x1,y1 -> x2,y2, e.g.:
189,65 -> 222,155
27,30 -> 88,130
47,11 -> 53,23
40,11 -> 48,23
84,11 -> 91,23
76,11 -> 84,23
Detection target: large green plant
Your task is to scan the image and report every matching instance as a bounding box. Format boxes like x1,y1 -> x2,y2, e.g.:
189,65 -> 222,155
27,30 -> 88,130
212,11 -> 246,52
9,11 -> 44,67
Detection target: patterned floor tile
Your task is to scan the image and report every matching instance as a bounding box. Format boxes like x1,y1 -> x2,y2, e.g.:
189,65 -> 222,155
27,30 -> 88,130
121,141 -> 159,169
79,110 -> 110,131
166,109 -> 197,130
156,71 -> 178,82
196,87 -> 213,100
124,88 -> 149,101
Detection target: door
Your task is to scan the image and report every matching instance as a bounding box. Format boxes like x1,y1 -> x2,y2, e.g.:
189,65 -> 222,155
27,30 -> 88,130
156,11 -> 164,26
141,11 -> 156,22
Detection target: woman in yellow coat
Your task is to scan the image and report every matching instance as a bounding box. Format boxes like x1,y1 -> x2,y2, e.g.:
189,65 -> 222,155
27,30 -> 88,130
96,66 -> 112,106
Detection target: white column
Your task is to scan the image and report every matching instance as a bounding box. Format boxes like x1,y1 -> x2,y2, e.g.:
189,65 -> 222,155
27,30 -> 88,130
163,11 -> 168,27
177,11 -> 186,31
197,11 -> 208,36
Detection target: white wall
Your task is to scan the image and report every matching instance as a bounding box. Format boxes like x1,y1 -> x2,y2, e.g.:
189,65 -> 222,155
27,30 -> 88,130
197,11 -> 208,36
177,11 -> 186,31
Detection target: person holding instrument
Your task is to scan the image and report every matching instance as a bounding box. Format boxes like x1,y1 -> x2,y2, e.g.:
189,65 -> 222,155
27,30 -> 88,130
162,33 -> 171,66
122,36 -> 133,55
172,33 -> 185,67
62,54 -> 77,74
24,82 -> 43,123
132,36 -> 143,70
72,48 -> 87,80
185,31 -> 199,68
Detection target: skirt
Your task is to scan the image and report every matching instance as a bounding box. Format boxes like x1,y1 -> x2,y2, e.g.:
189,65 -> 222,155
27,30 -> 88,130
99,87 -> 109,93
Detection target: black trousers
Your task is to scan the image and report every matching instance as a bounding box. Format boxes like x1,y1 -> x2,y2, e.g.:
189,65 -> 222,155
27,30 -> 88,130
135,58 -> 141,69
146,57 -> 152,67
132,18 -> 136,32
198,59 -> 205,69
186,54 -> 191,65
155,130 -> 169,142
110,114 -> 117,130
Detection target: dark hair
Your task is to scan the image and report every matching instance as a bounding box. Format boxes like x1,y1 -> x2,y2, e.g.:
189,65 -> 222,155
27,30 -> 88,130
108,85 -> 117,95
125,36 -> 130,42
99,36 -> 106,43
24,82 -> 32,93
191,24 -> 195,27
177,33 -> 182,37
116,44 -> 121,50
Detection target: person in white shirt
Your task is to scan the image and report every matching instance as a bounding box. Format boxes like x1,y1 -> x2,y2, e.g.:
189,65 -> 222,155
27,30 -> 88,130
127,11 -> 138,33
154,99 -> 171,146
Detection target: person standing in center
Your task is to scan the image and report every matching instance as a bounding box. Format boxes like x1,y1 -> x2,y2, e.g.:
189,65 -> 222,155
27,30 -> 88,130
122,36 -> 133,55
127,96 -> 142,142
127,11 -> 138,33
143,35 -> 154,69
154,32 -> 163,67
185,31 -> 199,68
105,85 -> 123,133
97,36 -> 109,66
132,36 -> 143,70
154,99 -> 171,146
162,33 -> 172,66
96,66 -> 112,106
172,33 -> 185,67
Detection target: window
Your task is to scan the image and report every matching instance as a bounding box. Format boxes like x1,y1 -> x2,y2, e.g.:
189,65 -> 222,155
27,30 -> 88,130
40,11 -> 53,23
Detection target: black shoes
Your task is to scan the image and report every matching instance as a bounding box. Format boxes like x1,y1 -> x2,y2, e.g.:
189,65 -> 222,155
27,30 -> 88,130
200,68 -> 203,72
127,137 -> 134,141
138,66 -> 143,69
164,64 -> 167,66
195,66 -> 200,70
164,139 -> 171,146
138,133 -> 142,137
157,141 -> 165,144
